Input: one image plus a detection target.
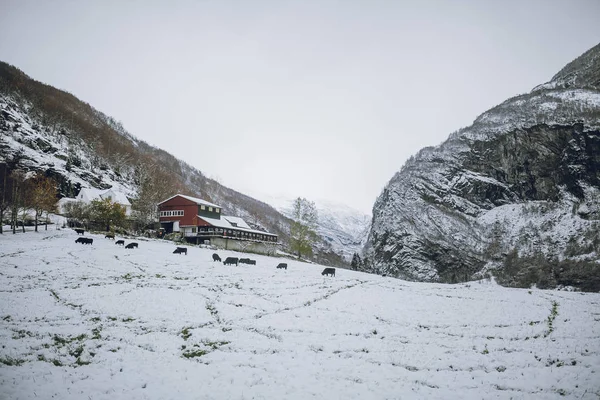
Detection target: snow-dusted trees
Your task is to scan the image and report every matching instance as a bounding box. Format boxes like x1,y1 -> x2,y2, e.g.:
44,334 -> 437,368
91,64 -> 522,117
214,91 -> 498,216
62,201 -> 91,227
9,170 -> 28,234
131,163 -> 182,229
351,253 -> 364,270
289,197 -> 318,259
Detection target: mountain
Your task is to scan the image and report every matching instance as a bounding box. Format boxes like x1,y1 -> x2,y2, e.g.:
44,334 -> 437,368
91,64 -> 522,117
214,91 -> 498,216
363,43 -> 600,291
0,61 -> 347,266
255,194 -> 371,261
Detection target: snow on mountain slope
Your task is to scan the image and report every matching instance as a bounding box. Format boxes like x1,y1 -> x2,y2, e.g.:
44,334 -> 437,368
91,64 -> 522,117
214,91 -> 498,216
1,229 -> 599,399
0,95 -> 135,197
255,194 -> 371,261
364,42 -> 600,289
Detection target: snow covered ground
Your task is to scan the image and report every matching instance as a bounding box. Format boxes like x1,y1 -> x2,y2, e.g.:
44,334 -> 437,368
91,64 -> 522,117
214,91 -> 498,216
1,230 -> 599,399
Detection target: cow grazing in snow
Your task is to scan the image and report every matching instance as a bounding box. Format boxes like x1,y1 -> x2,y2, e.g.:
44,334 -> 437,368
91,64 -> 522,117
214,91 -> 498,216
212,253 -> 221,262
74,228 -> 84,235
321,268 -> 335,277
115,240 -> 125,246
125,242 -> 138,249
223,257 -> 238,266
173,247 -> 187,255
276,263 -> 287,270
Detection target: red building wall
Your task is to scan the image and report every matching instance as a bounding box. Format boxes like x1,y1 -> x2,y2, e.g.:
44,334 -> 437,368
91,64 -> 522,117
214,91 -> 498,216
158,196 -> 198,226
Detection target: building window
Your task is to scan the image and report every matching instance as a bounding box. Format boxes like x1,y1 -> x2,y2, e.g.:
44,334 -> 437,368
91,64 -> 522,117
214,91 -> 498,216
201,205 -> 206,210
160,210 -> 184,217
209,207 -> 213,212
216,208 -> 220,213
192,227 -> 196,233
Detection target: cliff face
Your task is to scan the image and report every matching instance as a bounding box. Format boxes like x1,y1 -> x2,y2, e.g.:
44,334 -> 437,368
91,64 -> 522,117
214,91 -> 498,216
364,43 -> 600,291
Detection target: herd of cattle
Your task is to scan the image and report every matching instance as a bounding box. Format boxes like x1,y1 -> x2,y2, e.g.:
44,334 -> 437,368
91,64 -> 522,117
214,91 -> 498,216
72,228 -> 337,277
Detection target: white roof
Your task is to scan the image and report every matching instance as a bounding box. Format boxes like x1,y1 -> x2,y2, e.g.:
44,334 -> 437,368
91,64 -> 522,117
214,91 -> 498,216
101,190 -> 131,206
159,194 -> 221,208
77,188 -> 105,202
198,215 -> 276,236
76,188 -> 131,206
223,216 -> 251,229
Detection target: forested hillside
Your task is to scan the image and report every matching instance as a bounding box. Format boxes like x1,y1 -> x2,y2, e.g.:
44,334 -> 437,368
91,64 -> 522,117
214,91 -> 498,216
0,61 -> 346,266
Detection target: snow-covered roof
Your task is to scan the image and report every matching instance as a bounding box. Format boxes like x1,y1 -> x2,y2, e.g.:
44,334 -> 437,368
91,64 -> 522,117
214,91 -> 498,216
101,190 -> 131,206
77,188 -> 105,202
198,215 -> 276,236
158,194 -> 221,208
222,216 -> 251,229
76,188 -> 131,206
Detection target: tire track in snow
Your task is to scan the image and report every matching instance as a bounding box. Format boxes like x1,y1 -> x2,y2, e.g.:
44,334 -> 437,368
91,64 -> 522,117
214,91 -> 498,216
250,279 -> 371,321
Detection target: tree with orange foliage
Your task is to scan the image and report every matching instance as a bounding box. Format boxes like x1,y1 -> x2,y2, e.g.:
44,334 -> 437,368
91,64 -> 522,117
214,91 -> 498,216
29,173 -> 58,232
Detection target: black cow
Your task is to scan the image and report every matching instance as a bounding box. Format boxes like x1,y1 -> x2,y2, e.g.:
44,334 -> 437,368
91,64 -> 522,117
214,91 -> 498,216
322,268 -> 335,277
212,253 -> 221,262
75,237 -> 86,244
247,259 -> 256,265
239,258 -> 251,265
276,263 -> 287,270
173,247 -> 187,255
74,228 -> 84,235
105,233 -> 115,239
115,240 -> 125,246
85,238 -> 93,245
125,242 -> 138,249
223,257 -> 238,266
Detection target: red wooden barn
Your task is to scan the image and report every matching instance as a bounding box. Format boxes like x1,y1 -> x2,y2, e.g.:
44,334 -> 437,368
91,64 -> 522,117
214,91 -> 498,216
157,194 -> 278,250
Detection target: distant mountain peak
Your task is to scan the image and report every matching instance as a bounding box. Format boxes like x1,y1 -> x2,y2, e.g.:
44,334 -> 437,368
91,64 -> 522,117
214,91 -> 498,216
533,42 -> 600,92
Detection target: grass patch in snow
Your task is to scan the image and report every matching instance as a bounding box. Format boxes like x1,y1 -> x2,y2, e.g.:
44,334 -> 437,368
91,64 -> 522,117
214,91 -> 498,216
121,273 -> 143,281
544,301 -> 559,337
180,327 -> 192,340
0,356 -> 25,366
91,326 -> 102,340
201,340 -> 230,350
182,347 -> 208,358
53,333 -> 86,346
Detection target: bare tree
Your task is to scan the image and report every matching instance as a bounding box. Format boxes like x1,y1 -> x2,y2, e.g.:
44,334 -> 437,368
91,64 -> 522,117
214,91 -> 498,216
10,170 -> 27,234
0,164 -> 13,234
131,162 -> 181,229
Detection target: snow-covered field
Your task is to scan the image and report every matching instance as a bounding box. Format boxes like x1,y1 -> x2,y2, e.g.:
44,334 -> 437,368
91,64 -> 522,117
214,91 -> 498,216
1,230 -> 599,399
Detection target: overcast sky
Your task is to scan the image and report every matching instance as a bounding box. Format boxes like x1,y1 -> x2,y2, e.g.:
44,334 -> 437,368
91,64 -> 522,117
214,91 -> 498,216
1,1 -> 599,213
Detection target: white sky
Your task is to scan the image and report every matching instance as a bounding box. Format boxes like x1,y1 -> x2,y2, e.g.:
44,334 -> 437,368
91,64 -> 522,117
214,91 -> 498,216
1,0 -> 599,213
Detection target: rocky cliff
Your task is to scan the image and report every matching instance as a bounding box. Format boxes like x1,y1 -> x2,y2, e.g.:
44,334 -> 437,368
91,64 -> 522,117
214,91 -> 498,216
364,43 -> 600,291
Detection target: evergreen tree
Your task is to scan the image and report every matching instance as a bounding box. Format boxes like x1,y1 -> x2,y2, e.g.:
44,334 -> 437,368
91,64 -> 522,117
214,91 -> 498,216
351,253 -> 362,270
